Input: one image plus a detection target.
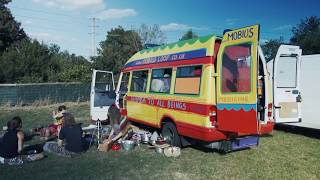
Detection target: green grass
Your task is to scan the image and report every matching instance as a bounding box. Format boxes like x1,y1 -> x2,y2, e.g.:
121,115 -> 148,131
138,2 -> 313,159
1,103 -> 320,180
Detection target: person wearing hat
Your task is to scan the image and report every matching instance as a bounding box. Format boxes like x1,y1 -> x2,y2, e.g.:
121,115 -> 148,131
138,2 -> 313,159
43,112 -> 87,157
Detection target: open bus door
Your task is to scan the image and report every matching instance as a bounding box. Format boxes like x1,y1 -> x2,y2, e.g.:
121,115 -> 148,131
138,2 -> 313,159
273,45 -> 302,123
216,25 -> 260,134
90,69 -> 115,122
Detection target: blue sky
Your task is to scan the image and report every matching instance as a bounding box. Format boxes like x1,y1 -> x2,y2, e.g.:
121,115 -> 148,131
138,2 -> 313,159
8,0 -> 320,58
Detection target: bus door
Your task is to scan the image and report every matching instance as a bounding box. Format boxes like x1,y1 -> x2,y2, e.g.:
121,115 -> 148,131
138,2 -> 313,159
90,69 -> 115,121
273,45 -> 302,123
216,25 -> 260,134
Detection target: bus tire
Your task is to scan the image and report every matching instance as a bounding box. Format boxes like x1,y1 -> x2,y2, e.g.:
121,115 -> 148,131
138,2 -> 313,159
161,122 -> 181,147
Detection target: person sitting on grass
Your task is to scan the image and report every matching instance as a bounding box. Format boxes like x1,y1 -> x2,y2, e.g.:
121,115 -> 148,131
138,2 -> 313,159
98,105 -> 139,152
0,116 -> 45,165
43,112 -> 88,157
33,105 -> 66,139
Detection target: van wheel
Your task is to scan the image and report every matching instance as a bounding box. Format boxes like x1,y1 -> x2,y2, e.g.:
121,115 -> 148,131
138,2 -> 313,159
161,122 -> 181,147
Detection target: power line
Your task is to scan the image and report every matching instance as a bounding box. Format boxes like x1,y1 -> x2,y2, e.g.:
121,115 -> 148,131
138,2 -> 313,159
89,17 -> 99,57
21,24 -> 85,35
23,24 -> 68,32
10,6 -> 75,17
15,14 -> 86,26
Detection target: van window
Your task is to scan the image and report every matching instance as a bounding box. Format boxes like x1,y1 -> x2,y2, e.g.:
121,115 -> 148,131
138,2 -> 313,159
94,71 -> 114,107
221,43 -> 251,93
150,68 -> 172,93
95,71 -> 114,92
276,56 -> 297,88
119,72 -> 130,93
130,70 -> 148,92
175,65 -> 202,95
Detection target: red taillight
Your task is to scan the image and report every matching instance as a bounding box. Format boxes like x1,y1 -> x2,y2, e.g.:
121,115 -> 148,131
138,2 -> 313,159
268,103 -> 272,117
210,105 -> 216,112
210,115 -> 217,126
209,106 -> 217,127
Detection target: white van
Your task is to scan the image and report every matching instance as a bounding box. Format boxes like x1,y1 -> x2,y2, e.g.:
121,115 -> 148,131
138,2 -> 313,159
268,45 -> 320,130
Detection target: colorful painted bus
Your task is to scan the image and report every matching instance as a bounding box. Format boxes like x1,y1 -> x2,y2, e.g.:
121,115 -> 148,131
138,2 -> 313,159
115,25 -> 274,152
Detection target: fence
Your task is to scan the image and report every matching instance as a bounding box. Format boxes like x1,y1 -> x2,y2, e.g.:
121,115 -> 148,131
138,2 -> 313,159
0,82 -> 91,105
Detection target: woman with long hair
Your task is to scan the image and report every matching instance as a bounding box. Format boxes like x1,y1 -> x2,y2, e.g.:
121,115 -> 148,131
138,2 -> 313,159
43,112 -> 87,157
0,117 -> 44,165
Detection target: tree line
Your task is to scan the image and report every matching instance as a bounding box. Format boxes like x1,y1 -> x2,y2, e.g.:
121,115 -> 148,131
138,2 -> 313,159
1,0 -> 320,83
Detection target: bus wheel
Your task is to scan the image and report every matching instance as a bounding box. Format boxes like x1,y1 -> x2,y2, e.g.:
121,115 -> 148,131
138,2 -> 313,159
161,122 -> 181,147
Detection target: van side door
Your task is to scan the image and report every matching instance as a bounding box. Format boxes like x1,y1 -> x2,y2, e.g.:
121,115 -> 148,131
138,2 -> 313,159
90,69 -> 115,121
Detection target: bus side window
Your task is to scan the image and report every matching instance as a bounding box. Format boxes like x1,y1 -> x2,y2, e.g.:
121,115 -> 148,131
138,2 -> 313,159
130,70 -> 148,92
174,65 -> 202,95
150,68 -> 172,93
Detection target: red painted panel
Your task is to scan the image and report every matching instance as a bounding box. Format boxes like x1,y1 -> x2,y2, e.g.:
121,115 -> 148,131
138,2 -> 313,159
176,121 -> 227,142
217,108 -> 258,134
128,116 -> 228,142
258,121 -> 274,135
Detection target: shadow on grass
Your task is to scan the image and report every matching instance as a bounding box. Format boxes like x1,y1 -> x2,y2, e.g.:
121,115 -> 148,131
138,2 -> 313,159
186,144 -> 252,154
275,124 -> 320,139
188,145 -> 221,153
259,134 -> 274,138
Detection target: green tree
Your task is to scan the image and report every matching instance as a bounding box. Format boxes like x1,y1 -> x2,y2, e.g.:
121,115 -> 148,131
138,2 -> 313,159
290,16 -> 320,55
261,37 -> 284,62
180,29 -> 198,41
0,40 -> 92,83
93,26 -> 142,74
57,51 -> 92,82
0,0 -> 27,54
0,38 -> 54,83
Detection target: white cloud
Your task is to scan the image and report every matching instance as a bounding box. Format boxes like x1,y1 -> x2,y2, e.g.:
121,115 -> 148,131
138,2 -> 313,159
32,0 -> 104,10
225,18 -> 238,26
160,23 -> 207,31
32,0 -> 137,21
273,24 -> 292,31
160,23 -> 190,31
97,9 -> 137,20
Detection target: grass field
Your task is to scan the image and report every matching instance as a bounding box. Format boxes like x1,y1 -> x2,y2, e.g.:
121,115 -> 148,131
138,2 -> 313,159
0,103 -> 320,180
